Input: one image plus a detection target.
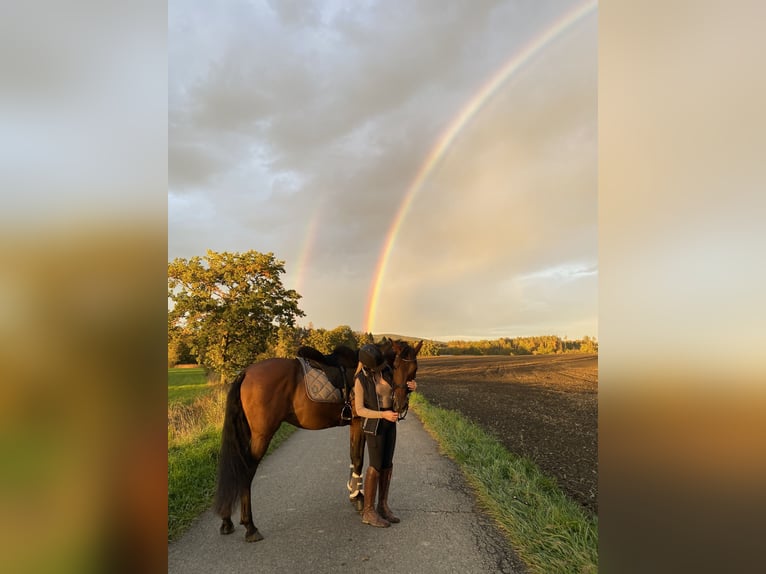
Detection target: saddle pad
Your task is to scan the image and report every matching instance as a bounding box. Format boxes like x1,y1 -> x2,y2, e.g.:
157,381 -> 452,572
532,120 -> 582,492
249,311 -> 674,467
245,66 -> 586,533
298,358 -> 343,403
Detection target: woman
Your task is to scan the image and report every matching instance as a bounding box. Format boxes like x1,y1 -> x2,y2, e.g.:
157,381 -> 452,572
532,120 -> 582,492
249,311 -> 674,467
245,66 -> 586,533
354,344 -> 417,528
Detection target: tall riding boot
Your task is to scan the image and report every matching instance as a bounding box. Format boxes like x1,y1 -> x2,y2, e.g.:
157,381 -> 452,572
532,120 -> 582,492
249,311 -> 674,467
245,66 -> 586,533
362,467 -> 390,528
377,466 -> 400,523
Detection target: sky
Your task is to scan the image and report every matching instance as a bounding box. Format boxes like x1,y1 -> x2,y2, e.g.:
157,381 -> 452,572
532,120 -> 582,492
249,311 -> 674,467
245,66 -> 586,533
168,0 -> 597,342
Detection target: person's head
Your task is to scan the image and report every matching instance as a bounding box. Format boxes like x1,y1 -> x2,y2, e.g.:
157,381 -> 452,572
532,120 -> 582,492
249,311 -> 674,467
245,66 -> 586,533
359,344 -> 384,372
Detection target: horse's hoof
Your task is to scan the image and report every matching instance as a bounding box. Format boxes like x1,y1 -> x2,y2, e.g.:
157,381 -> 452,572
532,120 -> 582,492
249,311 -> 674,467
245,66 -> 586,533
220,519 -> 235,535
245,528 -> 264,542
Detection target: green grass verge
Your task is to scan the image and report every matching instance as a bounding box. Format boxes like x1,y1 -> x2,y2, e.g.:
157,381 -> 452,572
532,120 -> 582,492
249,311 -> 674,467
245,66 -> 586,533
409,393 -> 598,574
168,426 -> 221,541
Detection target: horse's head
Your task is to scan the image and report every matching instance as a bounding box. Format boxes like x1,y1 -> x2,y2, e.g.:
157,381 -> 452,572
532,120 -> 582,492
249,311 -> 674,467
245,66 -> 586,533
389,340 -> 422,419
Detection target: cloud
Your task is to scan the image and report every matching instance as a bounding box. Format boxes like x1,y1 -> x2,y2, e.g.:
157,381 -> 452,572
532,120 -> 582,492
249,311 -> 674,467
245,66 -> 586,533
519,263 -> 599,282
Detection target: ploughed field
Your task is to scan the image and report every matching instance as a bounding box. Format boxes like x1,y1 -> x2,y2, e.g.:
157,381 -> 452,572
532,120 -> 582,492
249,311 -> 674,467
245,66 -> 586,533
414,354 -> 598,515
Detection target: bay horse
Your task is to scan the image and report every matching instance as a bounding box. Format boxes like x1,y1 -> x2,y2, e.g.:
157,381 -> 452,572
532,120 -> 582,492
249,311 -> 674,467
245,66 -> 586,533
213,339 -> 422,542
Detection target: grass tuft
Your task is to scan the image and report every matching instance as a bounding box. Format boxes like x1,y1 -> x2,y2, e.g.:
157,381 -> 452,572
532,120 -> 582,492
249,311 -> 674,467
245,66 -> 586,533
410,393 -> 597,574
168,386 -> 227,443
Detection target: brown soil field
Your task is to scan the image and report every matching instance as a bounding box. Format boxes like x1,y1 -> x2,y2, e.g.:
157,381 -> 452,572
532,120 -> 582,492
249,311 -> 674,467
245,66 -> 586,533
414,354 -> 598,515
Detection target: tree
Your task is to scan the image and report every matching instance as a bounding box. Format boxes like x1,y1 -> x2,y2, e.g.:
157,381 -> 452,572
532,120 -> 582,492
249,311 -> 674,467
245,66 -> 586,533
303,325 -> 358,354
356,331 -> 375,348
580,335 -> 598,353
326,325 -> 358,351
270,324 -> 310,358
304,327 -> 330,353
168,332 -> 196,367
168,250 -> 304,382
419,340 -> 441,357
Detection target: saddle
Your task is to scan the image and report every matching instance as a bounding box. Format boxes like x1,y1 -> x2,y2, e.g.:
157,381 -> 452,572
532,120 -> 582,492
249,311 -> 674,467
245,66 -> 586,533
297,358 -> 343,403
296,346 -> 354,408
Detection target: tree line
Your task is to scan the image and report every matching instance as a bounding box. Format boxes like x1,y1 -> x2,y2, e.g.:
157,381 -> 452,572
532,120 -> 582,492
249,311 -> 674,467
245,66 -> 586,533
168,250 -> 597,379
437,335 -> 597,356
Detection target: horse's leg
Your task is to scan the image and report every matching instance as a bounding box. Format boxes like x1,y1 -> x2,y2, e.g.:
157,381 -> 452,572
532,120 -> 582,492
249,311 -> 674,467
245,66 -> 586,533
239,469 -> 260,541
348,417 -> 366,512
240,431 -> 274,542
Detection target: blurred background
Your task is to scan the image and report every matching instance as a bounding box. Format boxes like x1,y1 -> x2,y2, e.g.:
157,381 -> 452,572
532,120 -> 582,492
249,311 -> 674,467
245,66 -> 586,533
0,2 -> 167,573
599,1 -> 766,571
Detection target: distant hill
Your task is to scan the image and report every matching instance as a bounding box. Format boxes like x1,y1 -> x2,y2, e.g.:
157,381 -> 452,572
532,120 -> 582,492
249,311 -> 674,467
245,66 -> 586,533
373,333 -> 444,345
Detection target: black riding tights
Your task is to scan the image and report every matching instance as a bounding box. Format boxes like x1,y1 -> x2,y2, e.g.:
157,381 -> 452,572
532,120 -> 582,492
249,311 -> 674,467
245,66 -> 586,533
366,419 -> 397,471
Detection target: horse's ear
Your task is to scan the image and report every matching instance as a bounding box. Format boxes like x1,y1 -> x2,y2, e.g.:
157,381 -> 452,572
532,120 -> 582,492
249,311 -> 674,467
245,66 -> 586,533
414,340 -> 423,355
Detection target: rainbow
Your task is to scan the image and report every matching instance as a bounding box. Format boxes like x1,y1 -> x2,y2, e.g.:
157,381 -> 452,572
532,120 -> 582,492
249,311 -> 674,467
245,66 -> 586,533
291,207 -> 322,296
362,0 -> 597,333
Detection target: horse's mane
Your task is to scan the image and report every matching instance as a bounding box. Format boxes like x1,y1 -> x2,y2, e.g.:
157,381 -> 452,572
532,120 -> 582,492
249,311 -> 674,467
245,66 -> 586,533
296,344 -> 358,368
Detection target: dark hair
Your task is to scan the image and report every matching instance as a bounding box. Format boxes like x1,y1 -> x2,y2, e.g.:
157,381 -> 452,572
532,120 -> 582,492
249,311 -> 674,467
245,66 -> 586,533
359,344 -> 383,370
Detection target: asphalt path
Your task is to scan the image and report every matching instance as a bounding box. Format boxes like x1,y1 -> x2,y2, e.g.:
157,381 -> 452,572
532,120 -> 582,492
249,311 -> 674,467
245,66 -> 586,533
168,412 -> 525,573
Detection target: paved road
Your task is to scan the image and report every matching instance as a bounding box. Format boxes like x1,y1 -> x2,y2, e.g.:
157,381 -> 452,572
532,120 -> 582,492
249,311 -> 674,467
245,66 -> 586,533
168,413 -> 525,573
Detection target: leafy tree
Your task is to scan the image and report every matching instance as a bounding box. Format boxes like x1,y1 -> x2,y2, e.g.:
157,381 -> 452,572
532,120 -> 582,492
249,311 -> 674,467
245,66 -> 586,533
326,325 -> 358,350
304,325 -> 358,354
420,340 -> 441,357
580,335 -> 598,353
168,250 -> 304,382
356,331 -> 375,348
271,324 -> 310,358
168,332 -> 196,367
304,327 -> 330,353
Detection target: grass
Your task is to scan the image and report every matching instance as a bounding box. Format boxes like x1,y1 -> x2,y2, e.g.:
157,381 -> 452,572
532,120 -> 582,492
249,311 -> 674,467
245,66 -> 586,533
168,367 -> 211,405
409,393 -> 598,574
167,367 -> 297,541
168,426 -> 221,541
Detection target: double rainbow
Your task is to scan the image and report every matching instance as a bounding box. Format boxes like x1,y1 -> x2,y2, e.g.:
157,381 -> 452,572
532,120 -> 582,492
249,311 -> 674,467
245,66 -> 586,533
362,0 -> 597,333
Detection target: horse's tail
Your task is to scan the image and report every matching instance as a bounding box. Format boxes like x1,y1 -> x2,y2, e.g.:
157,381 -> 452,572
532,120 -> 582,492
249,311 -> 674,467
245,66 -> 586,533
213,370 -> 253,517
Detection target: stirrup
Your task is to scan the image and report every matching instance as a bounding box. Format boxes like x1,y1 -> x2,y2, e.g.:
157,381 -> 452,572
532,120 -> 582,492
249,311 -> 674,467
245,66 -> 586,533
340,401 -> 352,421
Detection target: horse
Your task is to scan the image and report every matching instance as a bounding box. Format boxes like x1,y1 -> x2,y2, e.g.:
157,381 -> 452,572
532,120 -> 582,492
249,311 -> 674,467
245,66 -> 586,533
213,338 -> 422,542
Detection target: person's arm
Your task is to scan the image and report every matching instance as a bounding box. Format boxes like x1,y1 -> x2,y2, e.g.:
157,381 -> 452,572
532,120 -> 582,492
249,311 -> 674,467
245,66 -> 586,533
354,378 -> 384,419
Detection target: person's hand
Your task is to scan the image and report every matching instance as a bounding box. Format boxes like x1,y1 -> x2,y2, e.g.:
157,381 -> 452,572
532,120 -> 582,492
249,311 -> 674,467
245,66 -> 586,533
384,411 -> 399,422
407,380 -> 417,392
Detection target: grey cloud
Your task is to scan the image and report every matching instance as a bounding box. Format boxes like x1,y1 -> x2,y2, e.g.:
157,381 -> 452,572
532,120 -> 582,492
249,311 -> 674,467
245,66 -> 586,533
171,0 -> 516,188
168,141 -> 229,188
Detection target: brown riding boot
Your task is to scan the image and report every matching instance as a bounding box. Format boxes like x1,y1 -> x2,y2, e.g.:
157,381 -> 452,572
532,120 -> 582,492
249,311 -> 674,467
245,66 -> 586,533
361,467 -> 390,528
377,466 -> 400,523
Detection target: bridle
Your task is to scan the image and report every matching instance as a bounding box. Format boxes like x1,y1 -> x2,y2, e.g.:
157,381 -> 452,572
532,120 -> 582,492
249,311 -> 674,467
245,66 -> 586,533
391,353 -> 417,420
